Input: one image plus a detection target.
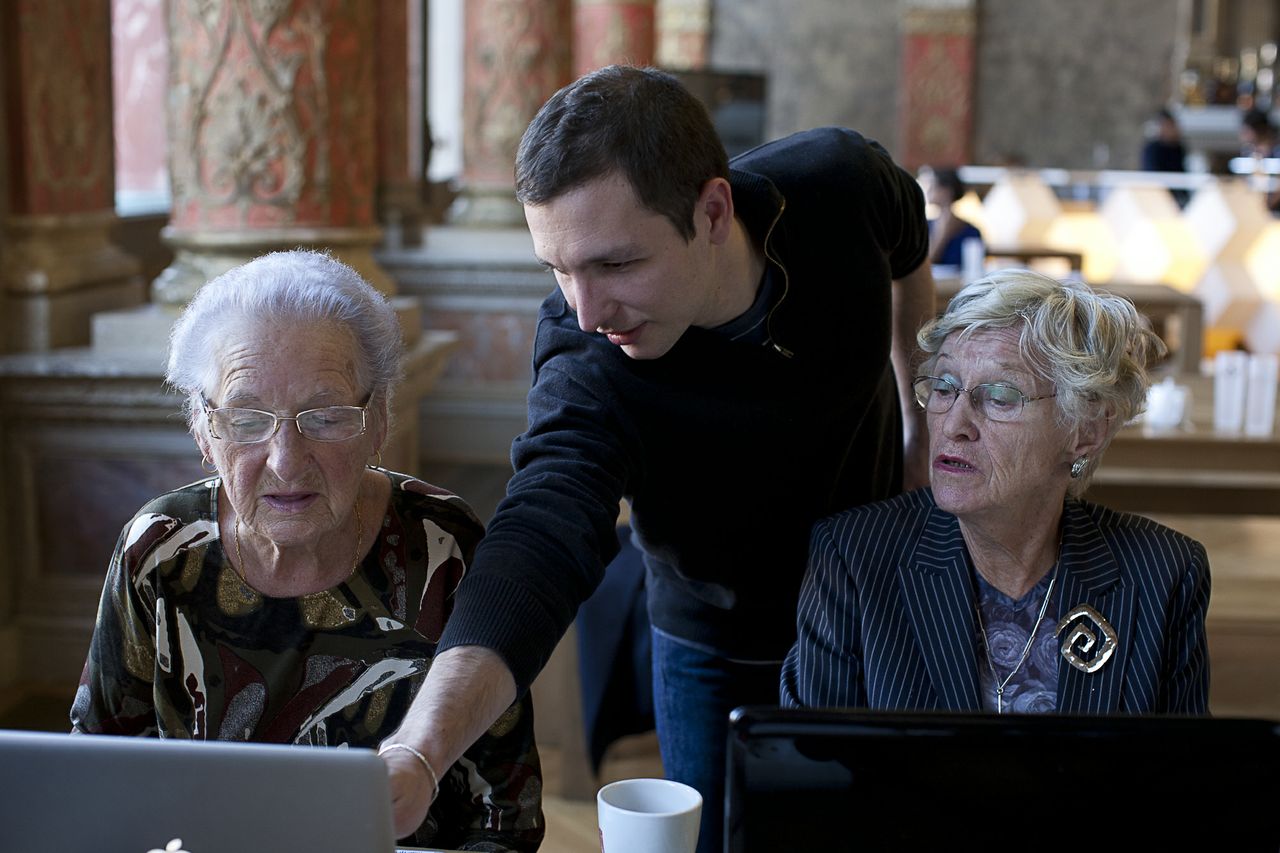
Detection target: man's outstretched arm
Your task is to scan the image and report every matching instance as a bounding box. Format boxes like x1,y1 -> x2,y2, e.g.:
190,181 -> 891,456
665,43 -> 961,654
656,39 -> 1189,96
380,645 -> 517,839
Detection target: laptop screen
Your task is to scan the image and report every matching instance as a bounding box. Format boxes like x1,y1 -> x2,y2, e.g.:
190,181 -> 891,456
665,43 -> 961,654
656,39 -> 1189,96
725,706 -> 1280,852
0,729 -> 399,853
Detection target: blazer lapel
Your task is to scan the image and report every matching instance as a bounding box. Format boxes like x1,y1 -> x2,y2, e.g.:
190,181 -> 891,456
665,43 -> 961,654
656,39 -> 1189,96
896,508 -> 982,711
1054,501 -> 1135,714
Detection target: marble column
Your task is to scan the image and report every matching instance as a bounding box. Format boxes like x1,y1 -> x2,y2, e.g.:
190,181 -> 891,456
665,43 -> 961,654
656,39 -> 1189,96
376,0 -> 426,249
573,0 -> 655,77
154,0 -> 389,304
898,2 -> 977,172
0,0 -> 144,353
655,0 -> 710,70
449,0 -> 572,227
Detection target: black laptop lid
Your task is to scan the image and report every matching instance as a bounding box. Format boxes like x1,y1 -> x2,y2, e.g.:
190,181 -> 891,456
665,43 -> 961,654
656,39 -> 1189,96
725,706 -> 1280,853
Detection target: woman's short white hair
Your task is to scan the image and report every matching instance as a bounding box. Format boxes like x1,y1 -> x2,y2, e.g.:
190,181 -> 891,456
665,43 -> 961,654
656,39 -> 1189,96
166,250 -> 403,427
916,269 -> 1165,495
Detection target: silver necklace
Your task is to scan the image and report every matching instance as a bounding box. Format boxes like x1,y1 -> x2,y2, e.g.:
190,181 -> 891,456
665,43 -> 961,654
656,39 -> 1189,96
975,565 -> 1058,714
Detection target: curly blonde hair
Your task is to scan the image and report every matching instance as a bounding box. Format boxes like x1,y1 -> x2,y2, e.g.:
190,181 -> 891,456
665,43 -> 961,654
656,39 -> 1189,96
917,269 -> 1165,495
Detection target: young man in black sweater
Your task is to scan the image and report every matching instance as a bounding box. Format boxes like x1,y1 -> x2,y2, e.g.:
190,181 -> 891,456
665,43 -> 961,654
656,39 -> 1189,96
381,65 -> 935,853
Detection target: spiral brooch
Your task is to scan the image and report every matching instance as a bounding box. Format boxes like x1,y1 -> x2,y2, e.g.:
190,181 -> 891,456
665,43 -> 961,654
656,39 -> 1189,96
1054,603 -> 1117,674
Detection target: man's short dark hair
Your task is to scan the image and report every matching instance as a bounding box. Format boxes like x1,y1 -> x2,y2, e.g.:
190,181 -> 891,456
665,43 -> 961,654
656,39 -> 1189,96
515,65 -> 730,241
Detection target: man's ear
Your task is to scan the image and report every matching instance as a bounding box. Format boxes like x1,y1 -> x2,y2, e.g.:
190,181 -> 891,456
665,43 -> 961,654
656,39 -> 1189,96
697,177 -> 735,245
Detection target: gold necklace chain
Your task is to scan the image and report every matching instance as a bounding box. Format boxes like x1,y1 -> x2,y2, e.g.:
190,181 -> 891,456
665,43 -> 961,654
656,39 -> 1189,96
975,563 -> 1059,714
232,496 -> 364,591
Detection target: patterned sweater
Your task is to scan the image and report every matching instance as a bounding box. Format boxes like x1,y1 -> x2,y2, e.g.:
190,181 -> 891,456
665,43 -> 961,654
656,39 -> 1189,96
72,470 -> 544,852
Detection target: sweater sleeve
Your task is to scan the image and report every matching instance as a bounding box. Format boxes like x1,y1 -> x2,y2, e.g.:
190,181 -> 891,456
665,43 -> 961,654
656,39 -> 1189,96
435,347 -> 636,693
850,133 -> 930,280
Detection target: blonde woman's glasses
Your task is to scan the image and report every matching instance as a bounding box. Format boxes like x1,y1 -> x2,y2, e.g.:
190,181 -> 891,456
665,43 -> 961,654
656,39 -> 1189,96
912,376 -> 1055,423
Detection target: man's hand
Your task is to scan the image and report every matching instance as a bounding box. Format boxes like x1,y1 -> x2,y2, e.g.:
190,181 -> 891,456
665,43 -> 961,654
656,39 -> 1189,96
381,747 -> 439,839
379,645 -> 518,839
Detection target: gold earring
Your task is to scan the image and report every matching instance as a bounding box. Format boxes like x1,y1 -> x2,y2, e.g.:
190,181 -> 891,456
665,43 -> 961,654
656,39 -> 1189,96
368,449 -> 383,470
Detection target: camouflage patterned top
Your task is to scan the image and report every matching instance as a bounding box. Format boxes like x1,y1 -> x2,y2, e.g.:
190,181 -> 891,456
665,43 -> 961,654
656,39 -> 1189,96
72,471 -> 544,852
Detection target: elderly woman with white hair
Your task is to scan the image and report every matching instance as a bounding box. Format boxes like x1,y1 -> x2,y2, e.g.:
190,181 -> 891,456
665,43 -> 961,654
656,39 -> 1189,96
782,269 -> 1209,715
72,250 -> 544,851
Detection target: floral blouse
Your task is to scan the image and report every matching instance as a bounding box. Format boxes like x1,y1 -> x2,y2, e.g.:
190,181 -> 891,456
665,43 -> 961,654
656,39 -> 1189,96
72,471 -> 544,852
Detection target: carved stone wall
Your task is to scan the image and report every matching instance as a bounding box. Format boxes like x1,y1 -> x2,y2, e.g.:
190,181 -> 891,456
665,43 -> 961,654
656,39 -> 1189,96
709,0 -> 902,153
383,227 -> 547,463
975,0 -> 1177,169
708,0 -> 1177,168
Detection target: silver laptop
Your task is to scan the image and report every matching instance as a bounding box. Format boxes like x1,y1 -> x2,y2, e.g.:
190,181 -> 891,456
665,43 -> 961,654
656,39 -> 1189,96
0,728 -> 401,853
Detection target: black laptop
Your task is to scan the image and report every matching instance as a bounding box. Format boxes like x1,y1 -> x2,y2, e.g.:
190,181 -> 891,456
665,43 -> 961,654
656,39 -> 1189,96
725,706 -> 1280,852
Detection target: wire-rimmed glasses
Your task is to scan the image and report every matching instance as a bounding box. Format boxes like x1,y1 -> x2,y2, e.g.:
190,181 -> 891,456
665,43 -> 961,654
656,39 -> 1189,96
201,395 -> 371,443
912,375 -> 1055,423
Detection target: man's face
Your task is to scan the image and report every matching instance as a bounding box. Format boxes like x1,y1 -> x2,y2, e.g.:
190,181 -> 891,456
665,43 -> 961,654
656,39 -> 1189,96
524,172 -> 718,360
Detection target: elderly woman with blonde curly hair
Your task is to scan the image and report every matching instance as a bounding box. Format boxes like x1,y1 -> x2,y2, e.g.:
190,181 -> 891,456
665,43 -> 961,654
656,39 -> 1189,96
782,269 -> 1209,715
72,250 -> 543,851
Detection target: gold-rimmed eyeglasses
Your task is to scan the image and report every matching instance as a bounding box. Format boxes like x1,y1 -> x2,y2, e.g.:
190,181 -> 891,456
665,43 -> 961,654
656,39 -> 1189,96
912,375 -> 1055,423
201,394 -> 371,443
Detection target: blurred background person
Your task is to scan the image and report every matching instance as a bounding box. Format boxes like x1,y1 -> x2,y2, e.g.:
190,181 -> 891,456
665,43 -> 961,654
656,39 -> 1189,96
1240,107 -> 1280,158
1141,108 -> 1187,173
1141,108 -> 1189,206
1240,108 -> 1280,212
921,165 -> 984,269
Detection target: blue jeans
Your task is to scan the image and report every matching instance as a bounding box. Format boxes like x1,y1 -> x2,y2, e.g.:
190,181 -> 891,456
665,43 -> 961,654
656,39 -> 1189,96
650,627 -> 784,853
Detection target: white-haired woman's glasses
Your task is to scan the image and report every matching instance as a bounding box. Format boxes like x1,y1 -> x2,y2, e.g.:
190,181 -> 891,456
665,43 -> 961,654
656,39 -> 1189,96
200,395 -> 371,443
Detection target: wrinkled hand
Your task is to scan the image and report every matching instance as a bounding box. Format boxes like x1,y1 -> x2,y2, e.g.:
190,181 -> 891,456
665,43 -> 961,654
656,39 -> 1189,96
382,748 -> 438,840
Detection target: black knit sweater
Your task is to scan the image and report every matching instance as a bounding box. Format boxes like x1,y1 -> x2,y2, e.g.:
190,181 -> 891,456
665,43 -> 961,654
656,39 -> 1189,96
439,127 -> 930,690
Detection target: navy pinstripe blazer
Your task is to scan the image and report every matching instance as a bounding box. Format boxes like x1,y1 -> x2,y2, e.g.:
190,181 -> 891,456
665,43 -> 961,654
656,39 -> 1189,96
780,489 -> 1210,714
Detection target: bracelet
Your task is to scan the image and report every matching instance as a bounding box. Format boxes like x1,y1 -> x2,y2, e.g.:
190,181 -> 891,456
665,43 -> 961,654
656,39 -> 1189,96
378,742 -> 440,799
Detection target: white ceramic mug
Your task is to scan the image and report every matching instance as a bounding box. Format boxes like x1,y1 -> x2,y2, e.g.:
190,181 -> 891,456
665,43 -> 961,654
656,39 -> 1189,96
597,778 -> 702,853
